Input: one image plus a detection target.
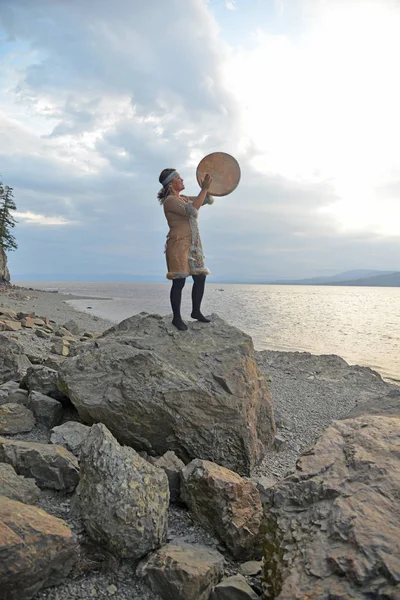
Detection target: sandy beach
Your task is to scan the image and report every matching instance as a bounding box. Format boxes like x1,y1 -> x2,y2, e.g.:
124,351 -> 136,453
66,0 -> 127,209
0,283 -> 397,600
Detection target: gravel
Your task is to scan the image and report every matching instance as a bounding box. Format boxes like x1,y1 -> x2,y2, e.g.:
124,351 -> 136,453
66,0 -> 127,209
0,284 -> 397,600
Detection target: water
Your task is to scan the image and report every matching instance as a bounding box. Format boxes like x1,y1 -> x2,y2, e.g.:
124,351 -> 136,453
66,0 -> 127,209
16,281 -> 400,383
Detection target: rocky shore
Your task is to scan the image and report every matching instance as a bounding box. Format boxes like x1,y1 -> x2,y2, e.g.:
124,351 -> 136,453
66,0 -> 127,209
0,284 -> 398,600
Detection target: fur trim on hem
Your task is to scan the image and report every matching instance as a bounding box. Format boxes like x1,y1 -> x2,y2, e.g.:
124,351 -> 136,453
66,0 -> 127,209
166,268 -> 210,280
186,202 -> 198,218
191,268 -> 210,276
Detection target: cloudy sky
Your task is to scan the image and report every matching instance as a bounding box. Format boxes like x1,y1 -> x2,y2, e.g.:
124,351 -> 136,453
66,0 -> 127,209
1,0 -> 399,282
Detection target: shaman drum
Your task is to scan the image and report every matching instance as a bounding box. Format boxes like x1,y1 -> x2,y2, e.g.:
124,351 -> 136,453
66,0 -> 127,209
196,152 -> 241,196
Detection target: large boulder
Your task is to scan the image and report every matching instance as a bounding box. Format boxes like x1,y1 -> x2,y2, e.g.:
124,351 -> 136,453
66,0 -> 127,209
76,423 -> 169,558
181,459 -> 263,560
0,335 -> 32,384
0,437 -> 79,492
262,415 -> 400,600
139,541 -> 224,600
21,365 -> 66,401
0,496 -> 78,600
58,313 -> 275,475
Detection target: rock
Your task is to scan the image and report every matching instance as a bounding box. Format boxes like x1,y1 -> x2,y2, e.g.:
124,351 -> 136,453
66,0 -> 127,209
210,574 -> 260,599
273,409 -> 294,431
22,365 -> 66,401
0,319 -> 22,331
140,541 -> 224,600
63,319 -> 80,335
0,436 -> 79,491
0,496 -> 78,600
0,308 -> 16,319
252,476 -> 276,509
342,388 -> 400,419
273,435 -> 287,452
35,329 -> 51,339
55,326 -> 73,337
155,450 -> 185,503
0,334 -> 32,383
7,388 -> 29,406
33,318 -> 46,326
181,459 -> 263,560
21,317 -> 35,328
239,561 -> 263,577
21,317 -> 35,329
262,415 -> 400,600
50,421 -> 90,457
0,380 -> 20,393
0,462 -> 40,504
0,403 -> 36,434
28,391 -> 64,428
76,423 -> 169,558
51,338 -> 70,357
0,388 -> 10,406
17,311 -> 36,320
58,313 -> 275,476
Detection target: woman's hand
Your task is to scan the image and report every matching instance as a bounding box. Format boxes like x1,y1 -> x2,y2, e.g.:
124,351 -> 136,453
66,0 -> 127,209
201,174 -> 212,191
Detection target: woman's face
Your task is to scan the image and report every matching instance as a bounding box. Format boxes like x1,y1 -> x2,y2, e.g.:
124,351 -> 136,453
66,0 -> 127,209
170,173 -> 185,193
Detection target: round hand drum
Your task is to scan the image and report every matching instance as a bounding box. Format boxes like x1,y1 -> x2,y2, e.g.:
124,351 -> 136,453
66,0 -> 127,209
196,152 -> 241,196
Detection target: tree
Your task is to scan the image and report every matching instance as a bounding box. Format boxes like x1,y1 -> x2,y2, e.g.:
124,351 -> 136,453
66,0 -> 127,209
0,180 -> 18,252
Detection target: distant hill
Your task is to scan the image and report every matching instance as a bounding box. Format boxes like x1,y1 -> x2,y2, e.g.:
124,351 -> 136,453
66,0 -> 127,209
321,271 -> 400,287
287,269 -> 392,285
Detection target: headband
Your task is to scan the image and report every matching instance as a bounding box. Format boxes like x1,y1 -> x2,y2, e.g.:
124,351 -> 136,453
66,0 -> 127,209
161,170 -> 177,187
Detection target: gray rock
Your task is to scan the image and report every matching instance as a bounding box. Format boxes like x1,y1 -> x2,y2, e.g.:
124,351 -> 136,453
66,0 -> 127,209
0,388 -> 10,405
0,380 -> 20,392
0,402 -> 36,434
35,329 -> 51,339
7,388 -> 29,406
239,561 -> 263,577
28,391 -> 64,428
76,423 -> 169,558
263,415 -> 400,600
181,459 -> 263,560
58,313 -> 275,476
155,450 -> 185,503
63,319 -> 80,335
22,365 -> 66,401
341,388 -> 400,419
50,421 -> 90,457
251,476 -> 276,509
0,334 -> 32,384
0,436 -> 79,492
140,541 -> 224,600
0,462 -> 40,504
210,574 -> 260,599
0,496 -> 78,600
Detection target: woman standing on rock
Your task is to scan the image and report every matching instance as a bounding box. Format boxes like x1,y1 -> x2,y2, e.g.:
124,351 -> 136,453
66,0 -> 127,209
158,168 -> 213,331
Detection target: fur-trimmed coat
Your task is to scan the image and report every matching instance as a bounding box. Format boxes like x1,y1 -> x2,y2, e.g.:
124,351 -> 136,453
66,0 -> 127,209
163,194 -> 210,280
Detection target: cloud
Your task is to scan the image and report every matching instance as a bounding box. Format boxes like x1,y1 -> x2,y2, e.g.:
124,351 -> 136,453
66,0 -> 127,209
224,0 -> 237,9
0,0 -> 399,282
15,212 -> 74,226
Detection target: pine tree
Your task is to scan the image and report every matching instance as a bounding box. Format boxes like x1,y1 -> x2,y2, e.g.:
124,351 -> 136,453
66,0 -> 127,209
0,180 -> 18,252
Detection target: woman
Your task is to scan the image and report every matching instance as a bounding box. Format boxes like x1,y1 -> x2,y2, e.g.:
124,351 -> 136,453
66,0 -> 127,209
158,168 -> 213,331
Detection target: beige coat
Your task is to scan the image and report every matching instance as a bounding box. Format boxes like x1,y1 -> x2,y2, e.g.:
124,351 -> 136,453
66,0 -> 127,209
163,195 -> 210,280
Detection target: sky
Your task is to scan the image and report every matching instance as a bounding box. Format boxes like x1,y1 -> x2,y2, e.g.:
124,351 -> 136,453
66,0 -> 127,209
0,0 -> 399,282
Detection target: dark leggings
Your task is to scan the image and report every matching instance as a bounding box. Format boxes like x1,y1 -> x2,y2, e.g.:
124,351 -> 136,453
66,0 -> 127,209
170,274 -> 206,320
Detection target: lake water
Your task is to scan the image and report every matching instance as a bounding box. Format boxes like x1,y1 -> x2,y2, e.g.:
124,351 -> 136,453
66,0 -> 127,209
17,281 -> 400,383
